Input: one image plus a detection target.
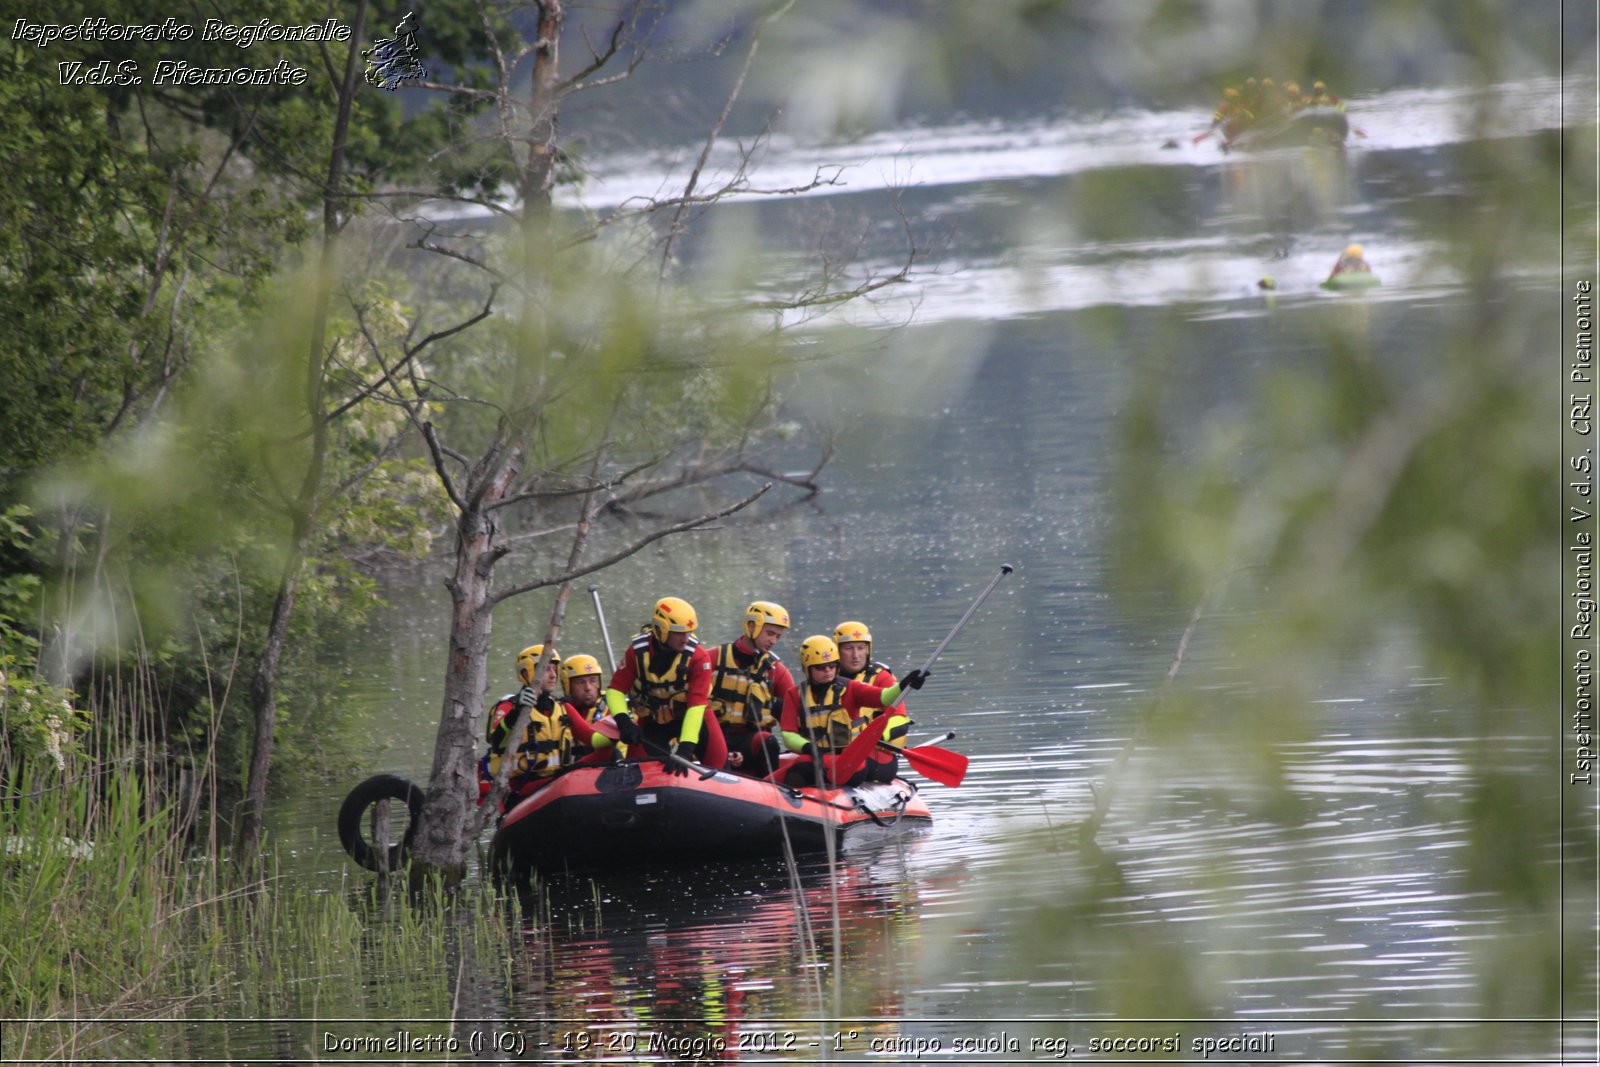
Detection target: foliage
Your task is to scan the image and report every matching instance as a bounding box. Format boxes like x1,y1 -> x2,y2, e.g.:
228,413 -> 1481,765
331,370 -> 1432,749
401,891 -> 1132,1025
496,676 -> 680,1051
1,0 -> 500,808
34,271 -> 451,791
0,506 -> 86,773
0,758 -> 521,1053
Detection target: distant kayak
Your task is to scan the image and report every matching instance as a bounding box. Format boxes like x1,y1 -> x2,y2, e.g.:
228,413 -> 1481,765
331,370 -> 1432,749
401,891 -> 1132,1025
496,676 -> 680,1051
489,758 -> 932,879
1321,270 -> 1382,291
1321,242 -> 1381,290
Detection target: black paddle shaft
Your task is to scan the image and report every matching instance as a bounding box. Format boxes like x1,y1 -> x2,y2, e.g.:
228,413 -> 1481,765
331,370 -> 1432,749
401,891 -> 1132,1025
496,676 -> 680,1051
914,564 -> 1014,676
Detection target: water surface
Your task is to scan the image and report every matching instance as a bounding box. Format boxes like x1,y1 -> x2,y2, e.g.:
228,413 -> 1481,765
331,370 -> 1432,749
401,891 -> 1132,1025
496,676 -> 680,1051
254,75 -> 1587,1063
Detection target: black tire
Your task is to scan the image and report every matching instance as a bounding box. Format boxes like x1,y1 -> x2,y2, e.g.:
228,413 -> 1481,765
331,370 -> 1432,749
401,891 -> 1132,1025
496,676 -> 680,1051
337,774 -> 423,872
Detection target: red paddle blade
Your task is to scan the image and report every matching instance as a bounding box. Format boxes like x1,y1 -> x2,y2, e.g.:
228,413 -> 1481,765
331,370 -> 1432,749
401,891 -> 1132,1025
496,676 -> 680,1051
831,714 -> 891,786
898,742 -> 969,787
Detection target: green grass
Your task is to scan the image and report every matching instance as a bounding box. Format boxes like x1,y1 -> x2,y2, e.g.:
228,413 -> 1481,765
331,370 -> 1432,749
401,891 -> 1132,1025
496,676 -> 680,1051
0,761 -> 525,1062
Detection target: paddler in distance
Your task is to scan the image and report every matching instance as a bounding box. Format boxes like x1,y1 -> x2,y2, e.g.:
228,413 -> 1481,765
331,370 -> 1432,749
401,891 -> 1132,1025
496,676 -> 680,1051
1321,241 -> 1382,290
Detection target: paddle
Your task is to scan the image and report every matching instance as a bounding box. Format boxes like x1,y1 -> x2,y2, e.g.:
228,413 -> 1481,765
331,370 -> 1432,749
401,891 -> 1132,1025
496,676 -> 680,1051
903,564 -> 1014,687
586,715 -> 720,780
878,730 -> 968,787
829,565 -> 1013,784
588,584 -> 619,674
821,711 -> 891,787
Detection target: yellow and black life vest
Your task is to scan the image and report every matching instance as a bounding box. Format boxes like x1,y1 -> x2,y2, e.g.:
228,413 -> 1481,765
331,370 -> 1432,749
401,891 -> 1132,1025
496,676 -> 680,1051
486,696 -> 572,780
628,632 -> 700,725
511,708 -> 573,780
801,679 -> 858,753
709,643 -> 778,729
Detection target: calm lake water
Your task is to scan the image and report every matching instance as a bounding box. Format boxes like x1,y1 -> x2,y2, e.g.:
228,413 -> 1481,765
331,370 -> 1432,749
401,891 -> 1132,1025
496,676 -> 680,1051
247,75 -> 1592,1063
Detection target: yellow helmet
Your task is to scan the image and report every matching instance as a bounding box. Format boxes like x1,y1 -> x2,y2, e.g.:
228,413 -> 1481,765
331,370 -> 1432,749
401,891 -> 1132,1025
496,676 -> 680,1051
559,654 -> 603,690
743,600 -> 790,640
516,644 -> 559,686
651,596 -> 698,642
799,635 -> 840,670
832,620 -> 873,657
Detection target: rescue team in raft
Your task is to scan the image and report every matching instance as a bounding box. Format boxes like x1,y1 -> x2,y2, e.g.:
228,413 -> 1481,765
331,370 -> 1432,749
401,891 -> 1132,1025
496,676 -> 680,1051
478,597 -> 929,807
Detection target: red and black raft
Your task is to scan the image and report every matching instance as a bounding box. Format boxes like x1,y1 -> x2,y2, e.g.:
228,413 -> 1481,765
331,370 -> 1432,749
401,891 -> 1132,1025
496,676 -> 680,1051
488,758 -> 931,878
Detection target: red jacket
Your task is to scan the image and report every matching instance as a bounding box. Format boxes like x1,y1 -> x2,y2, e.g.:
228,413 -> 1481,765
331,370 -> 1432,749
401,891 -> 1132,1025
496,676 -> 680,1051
606,637 -> 716,713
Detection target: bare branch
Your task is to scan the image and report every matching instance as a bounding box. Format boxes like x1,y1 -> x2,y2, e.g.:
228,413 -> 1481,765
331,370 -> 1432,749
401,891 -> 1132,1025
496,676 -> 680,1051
558,165 -> 845,255
412,240 -> 512,285
492,477 -> 600,511
491,483 -> 773,605
421,421 -> 469,514
409,80 -> 502,103
502,521 -> 582,547
329,426 -> 410,500
659,0 -> 795,278
363,188 -> 520,221
557,19 -> 625,94
326,285 -> 499,424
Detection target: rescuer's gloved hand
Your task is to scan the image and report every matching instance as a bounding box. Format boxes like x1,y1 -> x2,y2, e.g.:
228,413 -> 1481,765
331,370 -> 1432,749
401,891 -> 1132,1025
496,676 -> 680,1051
615,714 -> 642,746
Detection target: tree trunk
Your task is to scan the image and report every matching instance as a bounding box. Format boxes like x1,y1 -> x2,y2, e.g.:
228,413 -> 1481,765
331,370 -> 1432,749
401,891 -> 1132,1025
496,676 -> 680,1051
237,0 -> 368,863
238,538 -> 306,859
406,2 -> 566,883
409,444 -> 522,882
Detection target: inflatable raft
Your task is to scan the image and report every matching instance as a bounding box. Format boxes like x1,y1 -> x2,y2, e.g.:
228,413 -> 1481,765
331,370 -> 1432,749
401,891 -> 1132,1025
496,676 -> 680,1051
489,758 -> 931,878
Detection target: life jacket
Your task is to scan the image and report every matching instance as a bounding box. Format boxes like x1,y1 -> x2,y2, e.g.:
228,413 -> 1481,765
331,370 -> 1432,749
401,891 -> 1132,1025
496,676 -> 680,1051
708,642 -> 779,729
801,679 -> 858,753
628,632 -> 700,725
510,707 -> 574,780
484,695 -> 572,780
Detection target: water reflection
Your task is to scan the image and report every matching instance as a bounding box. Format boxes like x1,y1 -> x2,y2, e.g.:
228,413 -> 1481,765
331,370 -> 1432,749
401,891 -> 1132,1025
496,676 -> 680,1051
488,849 -> 934,1060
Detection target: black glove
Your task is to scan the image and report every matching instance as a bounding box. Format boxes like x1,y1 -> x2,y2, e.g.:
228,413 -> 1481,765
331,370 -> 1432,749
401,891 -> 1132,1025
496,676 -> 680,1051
534,690 -> 554,713
515,684 -> 538,709
665,743 -> 695,776
615,714 -> 642,746
799,742 -> 819,760
671,740 -> 699,764
900,669 -> 928,691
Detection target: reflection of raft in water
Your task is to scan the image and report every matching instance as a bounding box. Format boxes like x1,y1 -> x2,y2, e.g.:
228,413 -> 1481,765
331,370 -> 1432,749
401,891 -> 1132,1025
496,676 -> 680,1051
490,759 -> 932,878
